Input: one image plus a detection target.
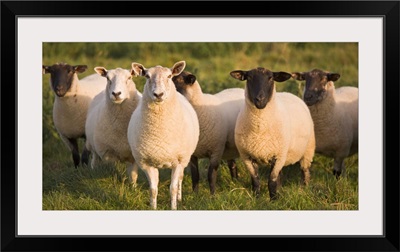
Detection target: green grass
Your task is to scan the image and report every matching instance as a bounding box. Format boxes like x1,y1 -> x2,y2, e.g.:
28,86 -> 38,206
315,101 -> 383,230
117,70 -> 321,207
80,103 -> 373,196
42,42 -> 358,210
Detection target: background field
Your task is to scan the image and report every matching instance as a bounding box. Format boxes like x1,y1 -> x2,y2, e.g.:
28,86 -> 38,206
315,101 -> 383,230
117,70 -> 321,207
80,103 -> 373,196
42,42 -> 358,210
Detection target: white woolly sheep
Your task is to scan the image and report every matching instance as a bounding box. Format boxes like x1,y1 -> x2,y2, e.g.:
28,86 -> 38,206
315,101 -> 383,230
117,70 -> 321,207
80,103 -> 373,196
230,67 -> 315,200
172,71 -> 244,194
127,61 -> 200,210
291,69 -> 358,178
43,63 -> 106,168
85,67 -> 142,185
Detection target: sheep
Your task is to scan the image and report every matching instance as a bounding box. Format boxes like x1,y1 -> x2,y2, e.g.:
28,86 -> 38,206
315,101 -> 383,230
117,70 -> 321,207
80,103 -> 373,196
84,67 -> 142,186
42,62 -> 106,168
230,67 -> 315,200
172,71 -> 244,194
291,69 -> 358,178
127,61 -> 200,210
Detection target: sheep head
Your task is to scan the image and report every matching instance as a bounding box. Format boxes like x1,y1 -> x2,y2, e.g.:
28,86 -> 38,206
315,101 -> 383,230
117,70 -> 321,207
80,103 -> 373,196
230,67 -> 291,109
172,71 -> 196,97
42,63 -> 87,97
95,67 -> 133,104
292,69 -> 340,106
132,61 -> 186,103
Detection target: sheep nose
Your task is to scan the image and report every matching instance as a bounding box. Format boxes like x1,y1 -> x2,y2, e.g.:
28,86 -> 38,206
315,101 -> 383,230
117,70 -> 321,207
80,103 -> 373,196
256,94 -> 265,102
153,92 -> 164,99
112,91 -> 122,98
304,92 -> 313,100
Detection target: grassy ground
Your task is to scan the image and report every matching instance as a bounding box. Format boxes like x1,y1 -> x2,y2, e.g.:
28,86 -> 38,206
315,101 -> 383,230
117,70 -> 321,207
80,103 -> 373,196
42,42 -> 358,210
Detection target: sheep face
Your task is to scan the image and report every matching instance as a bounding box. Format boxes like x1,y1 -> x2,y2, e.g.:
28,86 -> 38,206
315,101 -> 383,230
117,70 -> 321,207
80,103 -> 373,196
230,68 -> 291,109
43,63 -> 87,97
172,71 -> 197,97
132,61 -> 186,103
292,69 -> 340,106
94,67 -> 133,104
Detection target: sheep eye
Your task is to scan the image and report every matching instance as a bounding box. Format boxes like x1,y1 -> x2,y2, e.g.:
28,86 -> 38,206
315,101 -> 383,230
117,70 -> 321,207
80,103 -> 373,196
145,74 -> 150,78
167,74 -> 172,78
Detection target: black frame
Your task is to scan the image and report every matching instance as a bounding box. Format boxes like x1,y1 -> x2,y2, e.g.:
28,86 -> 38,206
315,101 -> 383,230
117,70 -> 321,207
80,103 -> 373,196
2,1 -> 399,251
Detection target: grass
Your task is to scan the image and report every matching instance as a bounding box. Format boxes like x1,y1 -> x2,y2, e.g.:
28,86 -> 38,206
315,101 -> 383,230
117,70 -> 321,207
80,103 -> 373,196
42,42 -> 358,210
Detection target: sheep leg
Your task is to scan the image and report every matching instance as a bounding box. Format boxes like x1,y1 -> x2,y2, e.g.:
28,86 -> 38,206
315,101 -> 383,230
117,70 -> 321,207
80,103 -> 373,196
268,160 -> 284,200
142,166 -> 159,210
300,164 -> 311,186
227,159 -> 238,179
68,138 -> 80,168
243,159 -> 260,196
300,136 -> 314,185
90,152 -> 100,169
189,156 -> 200,193
81,144 -> 90,167
59,134 -> 80,168
127,162 -> 139,188
178,170 -> 183,202
170,164 -> 184,210
333,158 -> 345,179
207,159 -> 220,195
299,159 -> 311,186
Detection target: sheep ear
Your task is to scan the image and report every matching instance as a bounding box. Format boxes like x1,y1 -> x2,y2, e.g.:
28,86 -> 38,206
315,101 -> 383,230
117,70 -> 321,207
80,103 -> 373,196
327,73 -> 340,82
230,70 -> 246,81
94,67 -> 107,77
291,72 -> 305,81
131,63 -> 147,77
273,72 -> 292,82
73,65 -> 87,73
43,65 -> 51,74
186,74 -> 196,85
171,61 -> 186,76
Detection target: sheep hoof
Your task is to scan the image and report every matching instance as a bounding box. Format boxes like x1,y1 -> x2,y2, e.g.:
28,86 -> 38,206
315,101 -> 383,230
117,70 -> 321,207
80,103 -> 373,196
269,194 -> 278,201
81,150 -> 90,167
73,153 -> 80,168
333,170 -> 342,179
252,188 -> 261,198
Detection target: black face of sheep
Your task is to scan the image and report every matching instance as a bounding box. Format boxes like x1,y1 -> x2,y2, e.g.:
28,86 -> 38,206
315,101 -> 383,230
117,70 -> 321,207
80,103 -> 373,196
230,68 -> 291,109
172,71 -> 196,96
292,69 -> 340,106
42,63 -> 88,97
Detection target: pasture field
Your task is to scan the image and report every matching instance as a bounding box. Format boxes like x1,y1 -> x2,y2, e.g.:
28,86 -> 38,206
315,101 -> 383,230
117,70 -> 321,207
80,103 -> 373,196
42,42 -> 358,210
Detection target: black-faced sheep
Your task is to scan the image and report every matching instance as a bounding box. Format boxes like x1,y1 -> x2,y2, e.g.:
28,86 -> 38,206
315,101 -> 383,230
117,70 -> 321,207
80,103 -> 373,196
43,63 -> 106,167
291,69 -> 358,178
230,67 -> 315,200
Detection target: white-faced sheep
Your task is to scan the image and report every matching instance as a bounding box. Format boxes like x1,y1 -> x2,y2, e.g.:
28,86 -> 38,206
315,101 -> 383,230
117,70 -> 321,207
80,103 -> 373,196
85,67 -> 142,185
127,61 -> 200,210
172,71 -> 244,194
230,67 -> 315,200
43,63 -> 106,168
291,69 -> 358,178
